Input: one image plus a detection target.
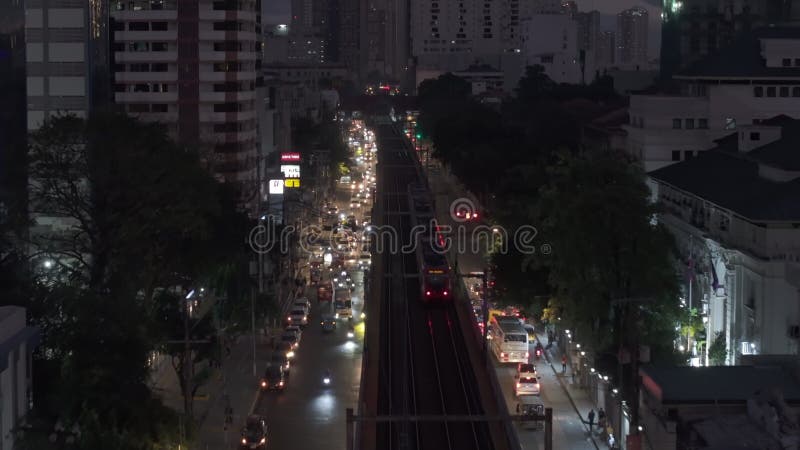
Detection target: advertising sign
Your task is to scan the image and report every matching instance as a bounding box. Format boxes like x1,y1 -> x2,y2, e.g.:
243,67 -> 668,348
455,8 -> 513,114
268,179 -> 284,195
284,178 -> 301,188
281,152 -> 301,162
281,164 -> 301,178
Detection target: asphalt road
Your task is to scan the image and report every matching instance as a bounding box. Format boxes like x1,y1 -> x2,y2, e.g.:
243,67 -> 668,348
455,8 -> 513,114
251,184 -> 368,450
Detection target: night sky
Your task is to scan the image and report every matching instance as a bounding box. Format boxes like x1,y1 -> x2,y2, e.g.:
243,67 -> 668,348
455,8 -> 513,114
263,0 -> 663,57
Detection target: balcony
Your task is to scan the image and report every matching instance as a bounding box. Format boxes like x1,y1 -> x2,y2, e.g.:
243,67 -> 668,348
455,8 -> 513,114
198,51 -> 258,63
198,71 -> 257,82
115,91 -> 178,103
198,90 -> 256,103
199,9 -> 257,22
115,71 -> 178,82
114,30 -> 177,42
111,10 -> 177,21
115,51 -> 178,63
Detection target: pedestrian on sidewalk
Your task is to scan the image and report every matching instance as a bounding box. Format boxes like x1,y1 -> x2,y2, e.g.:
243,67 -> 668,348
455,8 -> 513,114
588,409 -> 595,431
561,355 -> 567,373
598,408 -> 606,429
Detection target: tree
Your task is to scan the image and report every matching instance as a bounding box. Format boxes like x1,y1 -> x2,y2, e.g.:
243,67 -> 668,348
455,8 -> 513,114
708,332 -> 727,365
534,151 -> 681,357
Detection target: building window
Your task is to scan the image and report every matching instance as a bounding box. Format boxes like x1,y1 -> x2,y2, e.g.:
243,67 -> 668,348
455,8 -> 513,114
213,102 -> 242,113
151,22 -> 168,31
129,63 -> 150,72
725,118 -> 736,129
151,104 -> 168,112
671,150 -> 681,161
698,118 -> 708,129
672,118 -> 681,129
767,86 -> 776,97
113,42 -> 125,52
112,21 -> 125,31
780,86 -> 789,97
133,83 -> 150,92
783,58 -> 791,67
750,132 -> 760,141
151,63 -> 168,72
754,86 -> 763,97
151,42 -> 168,51
128,104 -> 149,113
685,118 -> 695,129
114,83 -> 126,92
684,150 -> 694,159
128,22 -> 149,31
796,58 -> 800,67
128,42 -> 149,52
793,87 -> 800,97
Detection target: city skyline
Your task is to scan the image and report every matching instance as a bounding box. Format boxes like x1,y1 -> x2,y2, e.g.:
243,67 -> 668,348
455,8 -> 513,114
264,0 -> 663,58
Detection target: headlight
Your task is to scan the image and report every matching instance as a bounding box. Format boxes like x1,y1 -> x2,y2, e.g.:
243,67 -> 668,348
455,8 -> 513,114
242,438 -> 247,444
287,351 -> 295,358
260,437 -> 267,444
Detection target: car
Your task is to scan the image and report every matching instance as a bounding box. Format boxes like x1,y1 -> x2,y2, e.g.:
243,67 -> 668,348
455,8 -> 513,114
285,324 -> 303,341
260,365 -> 287,391
287,308 -> 308,326
349,197 -> 361,209
240,415 -> 268,449
454,207 -> 480,221
270,352 -> 291,373
320,314 -> 337,332
515,375 -> 541,396
281,331 -> 300,349
293,298 -> 311,312
275,341 -> 295,360
516,363 -> 537,380
358,253 -> 371,268
523,324 -> 536,340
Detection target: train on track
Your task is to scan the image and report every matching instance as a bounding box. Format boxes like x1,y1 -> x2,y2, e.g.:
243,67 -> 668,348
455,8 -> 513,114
408,182 -> 453,303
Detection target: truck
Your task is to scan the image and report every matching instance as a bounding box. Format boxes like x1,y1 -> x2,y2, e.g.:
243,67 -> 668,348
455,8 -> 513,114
334,287 -> 353,320
317,285 -> 332,302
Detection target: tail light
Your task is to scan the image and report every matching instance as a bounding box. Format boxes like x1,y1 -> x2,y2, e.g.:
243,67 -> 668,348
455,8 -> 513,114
287,317 -> 292,321
426,291 -> 431,296
279,381 -> 284,386
501,352 -> 506,358
474,212 -> 479,219
261,381 -> 267,387
516,383 -> 521,389
443,291 -> 448,296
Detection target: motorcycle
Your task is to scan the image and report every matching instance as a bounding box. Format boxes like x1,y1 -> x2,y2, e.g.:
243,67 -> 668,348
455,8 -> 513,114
534,344 -> 543,361
347,325 -> 355,339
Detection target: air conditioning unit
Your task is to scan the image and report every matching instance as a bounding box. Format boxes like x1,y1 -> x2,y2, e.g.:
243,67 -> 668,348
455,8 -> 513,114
788,325 -> 800,339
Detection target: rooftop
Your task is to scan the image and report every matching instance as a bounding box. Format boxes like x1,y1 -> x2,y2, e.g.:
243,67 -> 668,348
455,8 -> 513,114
649,116 -> 800,221
640,365 -> 800,404
677,26 -> 800,79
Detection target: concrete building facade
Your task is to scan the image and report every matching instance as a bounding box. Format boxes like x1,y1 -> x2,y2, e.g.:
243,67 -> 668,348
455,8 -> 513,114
624,27 -> 800,172
649,116 -> 800,365
616,6 -> 648,67
0,306 -> 40,450
111,0 -> 261,191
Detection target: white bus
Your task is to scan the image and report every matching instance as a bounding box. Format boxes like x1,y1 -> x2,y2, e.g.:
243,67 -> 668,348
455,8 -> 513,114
490,316 -> 529,363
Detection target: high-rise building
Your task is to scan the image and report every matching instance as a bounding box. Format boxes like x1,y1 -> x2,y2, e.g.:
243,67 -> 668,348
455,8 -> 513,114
616,7 -> 648,67
576,10 -> 600,53
111,0 -> 261,192
521,13 -> 580,84
0,0 -> 27,220
338,0 -> 366,79
660,0 -> 800,79
596,30 -> 615,68
561,0 -> 577,18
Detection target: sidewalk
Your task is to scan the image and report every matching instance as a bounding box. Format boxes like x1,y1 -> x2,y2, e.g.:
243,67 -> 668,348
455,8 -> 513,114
535,330 -> 608,449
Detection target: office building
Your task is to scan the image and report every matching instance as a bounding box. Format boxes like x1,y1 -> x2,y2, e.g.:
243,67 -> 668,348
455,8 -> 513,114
616,6 -> 648,67
660,0 -> 800,79
521,13 -> 580,84
111,0 -> 261,192
0,0 -> 27,221
0,306 -> 40,450
596,30 -> 615,68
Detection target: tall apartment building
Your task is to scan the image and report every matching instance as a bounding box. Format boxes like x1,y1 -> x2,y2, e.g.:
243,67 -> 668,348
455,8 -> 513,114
0,306 -> 40,450
0,0 -> 27,221
410,0 -> 527,78
596,30 -> 615,68
338,0 -> 366,79
521,13 -> 580,84
111,0 -> 261,192
616,6 -> 649,67
575,10 -> 600,82
660,0 -> 800,79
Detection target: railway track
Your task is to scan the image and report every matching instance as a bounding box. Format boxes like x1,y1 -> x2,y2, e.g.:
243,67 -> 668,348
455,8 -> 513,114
374,122 -> 493,450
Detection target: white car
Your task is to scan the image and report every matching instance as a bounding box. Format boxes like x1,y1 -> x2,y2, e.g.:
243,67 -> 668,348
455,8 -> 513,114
293,298 -> 311,312
287,309 -> 308,326
349,198 -> 361,209
516,363 -> 537,380
358,253 -> 371,268
515,374 -> 541,396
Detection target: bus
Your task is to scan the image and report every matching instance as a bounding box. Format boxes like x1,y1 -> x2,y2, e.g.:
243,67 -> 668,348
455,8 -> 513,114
334,287 -> 353,320
490,316 -> 529,363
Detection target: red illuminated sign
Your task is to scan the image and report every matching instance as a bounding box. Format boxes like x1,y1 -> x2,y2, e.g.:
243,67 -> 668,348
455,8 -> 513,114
281,152 -> 301,162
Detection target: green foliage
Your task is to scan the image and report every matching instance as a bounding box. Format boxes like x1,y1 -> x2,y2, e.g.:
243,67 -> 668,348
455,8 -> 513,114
10,112 -> 253,447
708,332 -> 727,365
